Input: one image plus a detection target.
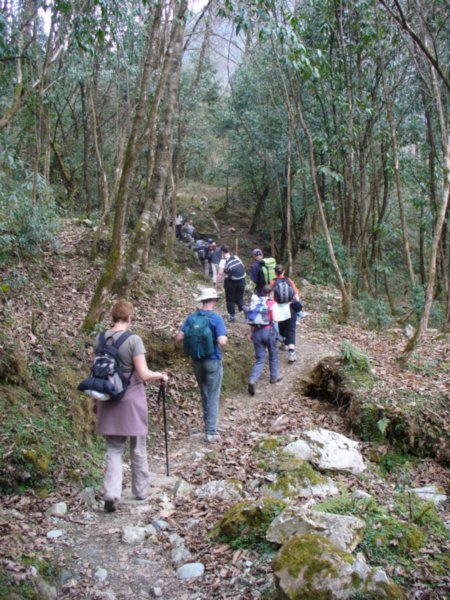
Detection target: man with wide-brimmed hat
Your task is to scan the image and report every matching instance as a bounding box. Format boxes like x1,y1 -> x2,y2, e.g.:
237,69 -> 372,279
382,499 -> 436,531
176,288 -> 228,443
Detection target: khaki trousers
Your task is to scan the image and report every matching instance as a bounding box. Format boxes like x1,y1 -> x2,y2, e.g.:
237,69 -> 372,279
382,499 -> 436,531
103,435 -> 150,501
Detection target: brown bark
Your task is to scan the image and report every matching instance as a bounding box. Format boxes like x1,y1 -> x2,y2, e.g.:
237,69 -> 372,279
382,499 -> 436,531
375,3 -> 416,287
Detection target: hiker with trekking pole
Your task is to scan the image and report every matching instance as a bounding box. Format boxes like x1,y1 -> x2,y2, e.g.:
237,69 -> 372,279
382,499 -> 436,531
88,300 -> 169,513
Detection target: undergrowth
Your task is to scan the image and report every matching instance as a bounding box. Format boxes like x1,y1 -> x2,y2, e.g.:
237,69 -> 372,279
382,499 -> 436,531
314,492 -> 449,589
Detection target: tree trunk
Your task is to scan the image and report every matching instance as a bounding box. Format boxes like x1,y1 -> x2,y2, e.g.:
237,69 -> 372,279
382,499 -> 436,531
83,4 -> 167,330
402,67 -> 450,353
114,0 -> 188,295
375,3 -> 416,287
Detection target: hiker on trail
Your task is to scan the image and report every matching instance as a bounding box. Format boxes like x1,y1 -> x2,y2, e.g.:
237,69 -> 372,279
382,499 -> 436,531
197,239 -> 212,277
94,300 -> 169,513
176,288 -> 227,444
182,220 -> 195,248
175,213 -> 184,240
250,249 -> 277,296
250,249 -> 266,296
246,284 -> 282,396
209,241 -> 221,284
270,264 -> 302,363
216,244 -> 247,323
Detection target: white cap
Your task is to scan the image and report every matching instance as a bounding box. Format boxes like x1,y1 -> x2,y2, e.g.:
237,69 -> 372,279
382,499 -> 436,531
196,288 -> 219,302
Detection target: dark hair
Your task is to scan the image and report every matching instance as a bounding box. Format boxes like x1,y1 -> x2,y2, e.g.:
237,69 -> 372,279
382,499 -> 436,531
221,244 -> 230,253
275,264 -> 285,275
262,284 -> 272,296
111,299 -> 133,322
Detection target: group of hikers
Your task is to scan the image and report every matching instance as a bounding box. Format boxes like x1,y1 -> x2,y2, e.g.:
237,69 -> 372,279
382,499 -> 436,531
82,236 -> 304,513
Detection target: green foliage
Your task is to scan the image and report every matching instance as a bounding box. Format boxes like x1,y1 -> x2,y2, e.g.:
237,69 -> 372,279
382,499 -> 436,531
351,389 -> 447,463
340,341 -> 371,373
0,152 -> 60,262
314,491 -> 448,587
211,498 -> 286,552
355,293 -> 393,330
410,284 -> 425,322
0,351 -> 103,494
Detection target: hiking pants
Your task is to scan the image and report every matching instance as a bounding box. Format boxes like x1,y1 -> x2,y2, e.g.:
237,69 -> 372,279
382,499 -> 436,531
249,326 -> 279,383
224,278 -> 246,316
192,358 -> 223,435
278,305 -> 297,347
210,262 -> 219,284
103,435 -> 150,501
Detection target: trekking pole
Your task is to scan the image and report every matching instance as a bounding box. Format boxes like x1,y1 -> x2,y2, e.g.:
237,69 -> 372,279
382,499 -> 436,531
157,384 -> 170,476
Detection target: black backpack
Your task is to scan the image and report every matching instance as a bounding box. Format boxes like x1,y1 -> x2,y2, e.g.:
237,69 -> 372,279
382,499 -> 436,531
78,331 -> 134,401
224,256 -> 246,280
273,278 -> 295,304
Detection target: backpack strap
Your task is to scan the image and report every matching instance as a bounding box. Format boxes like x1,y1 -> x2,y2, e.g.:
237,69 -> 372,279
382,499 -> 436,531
103,330 -> 135,377
97,331 -> 107,353
113,330 -> 134,349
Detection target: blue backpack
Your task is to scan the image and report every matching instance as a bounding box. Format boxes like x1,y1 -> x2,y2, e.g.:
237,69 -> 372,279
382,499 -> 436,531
183,311 -> 215,359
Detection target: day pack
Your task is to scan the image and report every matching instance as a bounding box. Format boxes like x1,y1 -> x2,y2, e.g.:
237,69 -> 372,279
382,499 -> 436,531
273,277 -> 295,304
197,245 -> 207,260
260,257 -> 276,284
246,295 -> 271,326
224,256 -> 246,280
183,311 -> 215,359
78,331 -> 133,401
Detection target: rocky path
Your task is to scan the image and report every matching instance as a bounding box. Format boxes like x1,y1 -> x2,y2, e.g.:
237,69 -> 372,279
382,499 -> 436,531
41,319 -> 344,600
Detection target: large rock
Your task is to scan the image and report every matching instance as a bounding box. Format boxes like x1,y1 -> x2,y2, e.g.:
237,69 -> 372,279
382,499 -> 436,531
283,428 -> 366,475
260,458 -> 339,500
195,479 -> 244,501
266,506 -> 365,552
211,498 -> 286,541
272,533 -> 405,599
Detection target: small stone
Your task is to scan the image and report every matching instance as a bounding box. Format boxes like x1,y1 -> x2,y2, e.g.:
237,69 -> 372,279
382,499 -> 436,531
46,529 -> 63,539
144,524 -> 158,536
352,490 -> 372,500
372,569 -> 389,585
59,570 -> 74,584
171,545 -> 192,564
151,588 -> 163,598
93,592 -> 115,600
409,485 -> 447,507
151,519 -> 170,532
121,526 -> 146,544
47,502 -> 67,517
174,479 -> 193,497
79,487 -> 97,509
34,575 -> 57,600
94,567 -> 108,583
176,562 -> 205,579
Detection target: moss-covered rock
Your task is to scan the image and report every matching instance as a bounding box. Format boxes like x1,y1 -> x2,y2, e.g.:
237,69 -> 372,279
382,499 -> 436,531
261,458 -> 339,500
272,533 -> 405,599
211,498 -> 286,550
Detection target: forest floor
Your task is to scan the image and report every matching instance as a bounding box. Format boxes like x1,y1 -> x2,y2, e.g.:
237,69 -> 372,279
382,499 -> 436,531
0,196 -> 449,599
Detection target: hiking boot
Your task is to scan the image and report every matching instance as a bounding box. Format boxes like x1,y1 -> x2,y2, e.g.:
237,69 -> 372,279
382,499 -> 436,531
288,350 -> 297,362
104,499 -> 116,513
228,315 -> 237,323
205,433 -> 220,444
270,377 -> 283,384
247,381 -> 256,396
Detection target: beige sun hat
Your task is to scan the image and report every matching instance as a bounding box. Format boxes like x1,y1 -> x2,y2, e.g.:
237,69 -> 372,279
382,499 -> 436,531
196,288 -> 219,302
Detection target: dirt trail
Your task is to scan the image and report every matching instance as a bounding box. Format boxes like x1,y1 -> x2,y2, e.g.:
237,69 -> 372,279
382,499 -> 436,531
46,314 -> 342,600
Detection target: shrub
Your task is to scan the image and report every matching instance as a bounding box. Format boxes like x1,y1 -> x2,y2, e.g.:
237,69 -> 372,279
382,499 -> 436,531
355,292 -> 393,330
0,151 -> 60,262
